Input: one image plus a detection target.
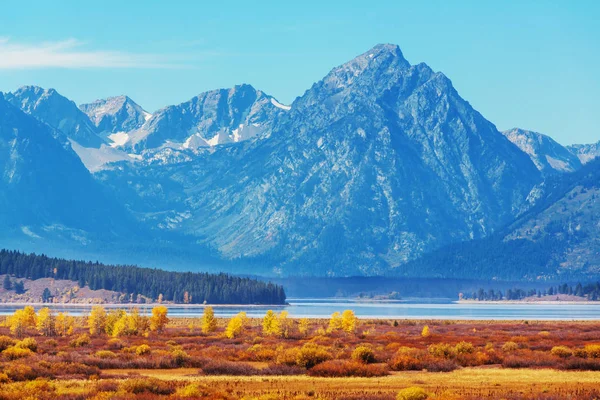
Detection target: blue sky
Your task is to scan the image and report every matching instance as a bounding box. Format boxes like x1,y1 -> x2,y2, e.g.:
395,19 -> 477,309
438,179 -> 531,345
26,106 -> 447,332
0,0 -> 598,145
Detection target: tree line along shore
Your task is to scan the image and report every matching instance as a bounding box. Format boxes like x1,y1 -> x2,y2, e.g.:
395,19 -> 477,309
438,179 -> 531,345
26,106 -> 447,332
0,249 -> 286,305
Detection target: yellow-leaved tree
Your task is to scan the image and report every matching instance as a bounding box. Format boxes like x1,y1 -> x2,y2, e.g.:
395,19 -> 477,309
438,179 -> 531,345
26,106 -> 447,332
105,309 -> 126,336
88,306 -> 107,336
327,311 -> 343,333
201,306 -> 217,334
225,312 -> 247,339
8,310 -> 26,338
262,310 -> 279,336
278,311 -> 290,338
112,313 -> 136,337
421,325 -> 431,338
36,307 -> 56,336
150,306 -> 169,333
298,318 -> 310,337
55,312 -> 74,336
8,306 -> 37,337
130,308 -> 149,334
23,306 -> 37,327
341,310 -> 357,334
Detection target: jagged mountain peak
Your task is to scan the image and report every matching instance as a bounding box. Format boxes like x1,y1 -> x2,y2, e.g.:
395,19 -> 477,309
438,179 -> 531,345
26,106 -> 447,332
503,128 -> 581,173
567,140 -> 600,164
80,95 -> 150,134
4,85 -> 104,149
9,86 -> 68,111
126,84 -> 287,151
319,43 -> 411,93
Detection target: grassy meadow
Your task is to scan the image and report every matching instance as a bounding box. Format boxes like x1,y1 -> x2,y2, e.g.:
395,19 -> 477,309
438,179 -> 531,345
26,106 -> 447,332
0,306 -> 600,399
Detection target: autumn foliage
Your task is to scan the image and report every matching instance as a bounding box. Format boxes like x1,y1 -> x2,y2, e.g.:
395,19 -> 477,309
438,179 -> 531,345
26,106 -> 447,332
0,307 -> 600,398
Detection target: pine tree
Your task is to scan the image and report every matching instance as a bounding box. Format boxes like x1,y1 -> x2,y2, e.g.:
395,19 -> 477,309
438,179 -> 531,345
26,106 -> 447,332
3,275 -> 11,290
42,288 -> 52,303
14,280 -> 25,294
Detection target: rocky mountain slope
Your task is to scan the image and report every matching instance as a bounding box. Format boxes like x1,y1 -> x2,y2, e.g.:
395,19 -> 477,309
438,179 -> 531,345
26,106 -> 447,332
6,43 -> 600,278
503,128 -> 581,174
98,44 -> 541,275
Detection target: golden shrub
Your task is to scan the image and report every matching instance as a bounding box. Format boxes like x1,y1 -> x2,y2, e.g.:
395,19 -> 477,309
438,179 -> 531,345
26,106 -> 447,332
15,338 -> 37,352
3,346 -> 33,360
95,350 -> 118,359
550,346 -> 572,358
351,344 -> 376,363
397,386 -> 429,400
70,334 -> 91,348
585,344 -> 600,358
135,344 -> 151,356
502,341 -> 519,353
454,341 -> 475,355
295,343 -> 332,368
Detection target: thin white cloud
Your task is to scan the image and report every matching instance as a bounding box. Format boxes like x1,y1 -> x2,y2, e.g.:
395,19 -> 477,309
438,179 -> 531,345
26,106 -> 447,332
0,37 -> 185,69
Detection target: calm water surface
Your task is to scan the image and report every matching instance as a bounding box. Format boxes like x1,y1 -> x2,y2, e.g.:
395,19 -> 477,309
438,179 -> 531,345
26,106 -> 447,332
1,298 -> 600,320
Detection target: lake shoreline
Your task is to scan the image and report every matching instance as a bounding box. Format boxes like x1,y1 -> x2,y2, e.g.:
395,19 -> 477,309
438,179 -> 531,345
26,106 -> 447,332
457,300 -> 599,305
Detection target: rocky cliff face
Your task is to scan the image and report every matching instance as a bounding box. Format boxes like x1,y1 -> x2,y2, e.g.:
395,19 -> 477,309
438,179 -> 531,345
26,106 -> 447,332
503,128 -> 582,173
97,44 -> 541,275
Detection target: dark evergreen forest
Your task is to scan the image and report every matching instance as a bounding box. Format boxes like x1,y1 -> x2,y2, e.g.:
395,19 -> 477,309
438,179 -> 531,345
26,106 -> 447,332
0,249 -> 286,305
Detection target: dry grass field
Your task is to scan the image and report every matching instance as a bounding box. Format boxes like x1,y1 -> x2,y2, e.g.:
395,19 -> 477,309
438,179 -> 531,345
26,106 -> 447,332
1,306 -> 600,399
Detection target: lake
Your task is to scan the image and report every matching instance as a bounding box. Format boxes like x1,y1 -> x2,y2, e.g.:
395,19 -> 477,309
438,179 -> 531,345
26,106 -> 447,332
2,298 -> 600,320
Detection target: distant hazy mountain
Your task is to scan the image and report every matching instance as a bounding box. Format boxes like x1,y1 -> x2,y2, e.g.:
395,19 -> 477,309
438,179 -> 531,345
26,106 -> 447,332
503,128 -> 582,173
0,95 -> 131,237
98,44 -> 541,275
124,84 -> 289,151
3,86 -> 104,148
3,86 -> 133,172
567,141 -> 600,164
80,95 -> 151,135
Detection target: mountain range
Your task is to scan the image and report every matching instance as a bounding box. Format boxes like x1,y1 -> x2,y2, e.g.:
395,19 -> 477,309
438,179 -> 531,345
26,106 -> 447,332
1,43 -> 599,280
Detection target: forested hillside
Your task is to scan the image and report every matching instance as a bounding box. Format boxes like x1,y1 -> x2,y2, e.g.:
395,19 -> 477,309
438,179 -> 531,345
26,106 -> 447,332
393,158 -> 600,281
0,250 -> 286,304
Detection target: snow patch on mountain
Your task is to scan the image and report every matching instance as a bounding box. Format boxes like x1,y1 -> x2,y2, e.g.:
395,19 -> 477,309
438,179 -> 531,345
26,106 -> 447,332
69,140 -> 134,172
108,132 -> 130,147
270,98 -> 291,111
